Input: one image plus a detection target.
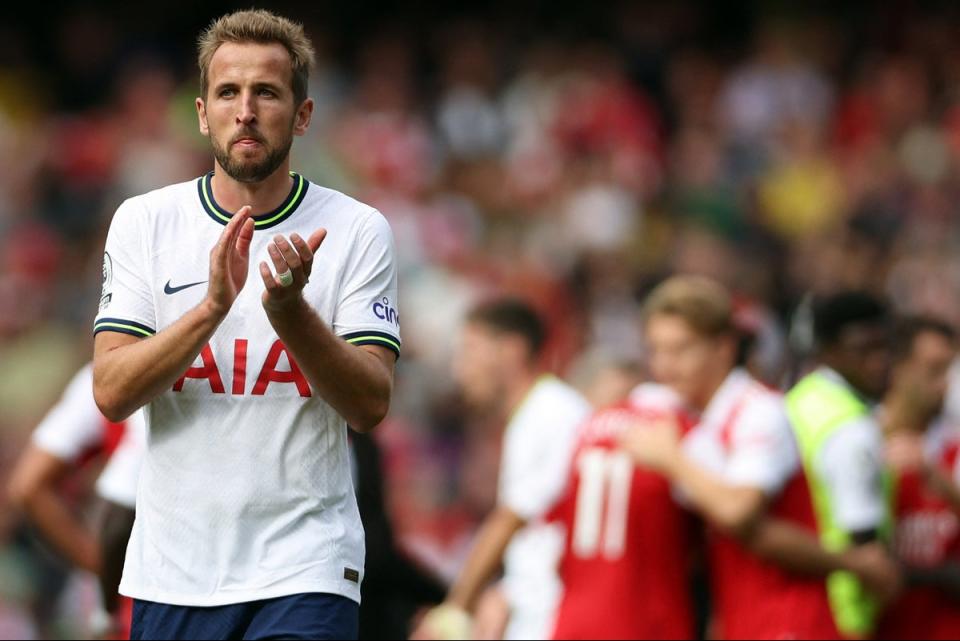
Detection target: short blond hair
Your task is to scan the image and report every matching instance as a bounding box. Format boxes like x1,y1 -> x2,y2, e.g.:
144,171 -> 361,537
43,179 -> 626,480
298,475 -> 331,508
643,276 -> 734,338
198,9 -> 316,104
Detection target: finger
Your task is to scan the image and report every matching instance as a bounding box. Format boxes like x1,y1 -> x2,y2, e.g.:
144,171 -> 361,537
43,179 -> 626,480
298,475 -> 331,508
290,233 -> 314,277
307,228 -> 327,254
216,206 -> 252,265
236,217 -> 255,261
267,242 -> 291,279
273,235 -> 303,275
222,206 -> 252,245
259,261 -> 279,291
229,206 -> 253,248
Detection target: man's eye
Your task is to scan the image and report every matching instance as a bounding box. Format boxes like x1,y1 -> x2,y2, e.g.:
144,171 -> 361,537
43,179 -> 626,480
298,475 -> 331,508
259,89 -> 276,97
220,89 -> 236,98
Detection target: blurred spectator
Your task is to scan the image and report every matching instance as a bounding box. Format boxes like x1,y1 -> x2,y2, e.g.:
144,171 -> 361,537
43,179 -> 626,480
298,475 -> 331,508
879,317 -> 960,640
785,292 -> 901,639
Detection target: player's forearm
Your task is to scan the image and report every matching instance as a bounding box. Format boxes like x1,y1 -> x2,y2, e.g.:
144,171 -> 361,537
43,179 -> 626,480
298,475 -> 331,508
265,298 -> 393,433
745,517 -> 847,577
19,488 -> 101,574
447,507 -> 524,613
665,455 -> 765,537
94,299 -> 227,421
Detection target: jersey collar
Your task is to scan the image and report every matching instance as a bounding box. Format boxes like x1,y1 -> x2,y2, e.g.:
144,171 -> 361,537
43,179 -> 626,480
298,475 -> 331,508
197,171 -> 309,230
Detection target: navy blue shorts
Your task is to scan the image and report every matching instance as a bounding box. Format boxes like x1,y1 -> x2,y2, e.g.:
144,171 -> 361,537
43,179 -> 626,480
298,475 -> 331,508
130,593 -> 359,640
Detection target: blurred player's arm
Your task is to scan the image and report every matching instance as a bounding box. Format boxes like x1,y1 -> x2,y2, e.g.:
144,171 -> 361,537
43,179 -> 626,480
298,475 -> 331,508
412,506 -> 524,639
811,421 -> 902,603
258,230 -> 395,433
746,517 -> 901,601
7,445 -> 101,574
620,421 -> 767,538
445,506 -> 524,612
94,209 -> 255,421
745,417 -> 901,602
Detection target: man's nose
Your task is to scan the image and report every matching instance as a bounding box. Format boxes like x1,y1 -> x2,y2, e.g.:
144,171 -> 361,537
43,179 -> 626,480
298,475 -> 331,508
237,92 -> 257,125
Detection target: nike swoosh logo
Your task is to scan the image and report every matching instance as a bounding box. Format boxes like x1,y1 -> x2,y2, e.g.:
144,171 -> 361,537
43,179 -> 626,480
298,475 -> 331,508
164,280 -> 207,295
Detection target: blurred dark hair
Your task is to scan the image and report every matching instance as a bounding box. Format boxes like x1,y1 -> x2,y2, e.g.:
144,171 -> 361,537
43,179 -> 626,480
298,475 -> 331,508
891,316 -> 958,365
467,298 -> 547,358
813,291 -> 891,348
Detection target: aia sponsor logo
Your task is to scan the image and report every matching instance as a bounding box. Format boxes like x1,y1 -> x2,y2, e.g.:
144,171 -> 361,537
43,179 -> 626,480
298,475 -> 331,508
173,339 -> 311,397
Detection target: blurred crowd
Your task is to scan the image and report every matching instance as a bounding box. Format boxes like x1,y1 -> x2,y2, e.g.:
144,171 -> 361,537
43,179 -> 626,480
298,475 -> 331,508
4,2 -> 960,637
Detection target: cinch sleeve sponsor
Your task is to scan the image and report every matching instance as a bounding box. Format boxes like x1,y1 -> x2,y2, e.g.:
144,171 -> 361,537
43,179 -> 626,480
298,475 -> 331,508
332,210 -> 401,358
94,198 -> 157,338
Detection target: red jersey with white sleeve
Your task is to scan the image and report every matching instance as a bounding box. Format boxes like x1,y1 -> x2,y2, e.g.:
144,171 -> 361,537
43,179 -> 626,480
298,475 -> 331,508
32,364 -> 125,464
30,364 -> 141,639
879,420 -> 960,641
682,368 -> 838,641
550,384 -> 696,640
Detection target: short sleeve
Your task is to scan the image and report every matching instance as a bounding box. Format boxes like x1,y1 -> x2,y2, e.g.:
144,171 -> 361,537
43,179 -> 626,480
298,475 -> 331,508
333,210 -> 401,359
725,397 -> 800,495
816,416 -> 886,533
498,384 -> 592,520
94,198 -> 157,339
32,365 -> 104,462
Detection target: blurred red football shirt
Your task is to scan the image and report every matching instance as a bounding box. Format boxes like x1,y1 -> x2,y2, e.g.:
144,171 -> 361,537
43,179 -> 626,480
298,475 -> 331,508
879,426 -> 960,641
549,387 -> 696,640
683,369 -> 837,641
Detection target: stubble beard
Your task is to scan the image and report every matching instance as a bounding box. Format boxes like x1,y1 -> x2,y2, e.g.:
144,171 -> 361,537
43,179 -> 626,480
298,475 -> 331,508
211,128 -> 294,184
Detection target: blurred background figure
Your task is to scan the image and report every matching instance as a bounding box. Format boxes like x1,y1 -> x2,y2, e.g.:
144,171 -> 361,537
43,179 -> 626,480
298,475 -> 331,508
416,299 -> 591,640
621,277 -> 889,641
6,364 -> 143,639
549,381 -> 698,640
786,292 -> 901,639
879,317 -> 960,640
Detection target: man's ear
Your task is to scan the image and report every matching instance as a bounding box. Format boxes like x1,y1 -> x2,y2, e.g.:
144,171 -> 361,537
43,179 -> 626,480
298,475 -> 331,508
197,97 -> 210,137
293,98 -> 314,137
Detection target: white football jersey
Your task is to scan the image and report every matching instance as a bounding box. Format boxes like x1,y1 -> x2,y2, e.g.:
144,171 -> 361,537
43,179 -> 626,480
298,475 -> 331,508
682,368 -> 799,496
32,364 -> 104,462
95,171 -> 401,607
497,375 -> 592,641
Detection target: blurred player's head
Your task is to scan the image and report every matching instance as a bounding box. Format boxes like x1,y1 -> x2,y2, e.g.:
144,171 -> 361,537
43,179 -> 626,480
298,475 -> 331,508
195,10 -> 316,183
456,298 -> 547,412
814,291 -> 892,400
888,316 -> 957,426
643,276 -> 738,410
